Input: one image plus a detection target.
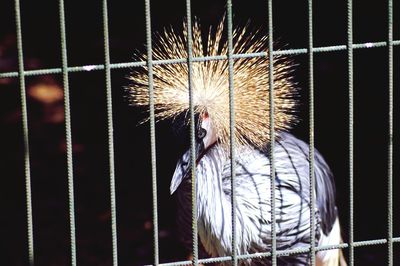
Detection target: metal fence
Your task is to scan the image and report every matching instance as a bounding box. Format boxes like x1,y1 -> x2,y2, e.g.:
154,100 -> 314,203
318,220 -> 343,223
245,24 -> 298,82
1,0 -> 398,265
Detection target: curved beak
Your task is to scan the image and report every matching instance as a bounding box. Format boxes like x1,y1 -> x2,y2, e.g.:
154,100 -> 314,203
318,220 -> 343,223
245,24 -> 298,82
169,135 -> 206,195
170,115 -> 206,194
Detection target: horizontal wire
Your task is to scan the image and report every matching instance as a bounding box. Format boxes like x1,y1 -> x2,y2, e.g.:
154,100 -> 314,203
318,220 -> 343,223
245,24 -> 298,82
352,238 -> 387,247
1,40 -> 400,79
141,238 -> 400,266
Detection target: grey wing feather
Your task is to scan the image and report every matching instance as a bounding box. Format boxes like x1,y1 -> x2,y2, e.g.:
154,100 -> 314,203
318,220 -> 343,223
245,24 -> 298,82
278,132 -> 337,235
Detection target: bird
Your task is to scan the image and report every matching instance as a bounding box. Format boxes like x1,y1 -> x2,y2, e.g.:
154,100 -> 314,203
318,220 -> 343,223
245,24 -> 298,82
128,17 -> 346,266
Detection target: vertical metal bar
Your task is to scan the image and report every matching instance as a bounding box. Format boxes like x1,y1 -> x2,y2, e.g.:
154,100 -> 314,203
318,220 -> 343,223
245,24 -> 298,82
102,1 -> 119,265
14,0 -> 35,264
347,0 -> 354,265
226,1 -> 237,265
307,0 -> 316,265
184,1 -> 198,265
144,0 -> 159,265
387,0 -> 393,264
58,1 -> 77,265
267,0 -> 277,265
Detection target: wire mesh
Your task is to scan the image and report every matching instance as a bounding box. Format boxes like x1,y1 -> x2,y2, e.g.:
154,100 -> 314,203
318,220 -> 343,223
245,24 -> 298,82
347,0 -> 355,264
387,0 -> 394,265
184,1 -> 199,265
102,1 -> 119,265
307,0 -> 316,264
1,41 -> 399,80
13,0 -> 34,264
58,0 -> 77,265
143,238 -> 400,266
144,0 -> 160,265
267,0 -> 277,265
2,0 -> 398,265
226,1 -> 238,265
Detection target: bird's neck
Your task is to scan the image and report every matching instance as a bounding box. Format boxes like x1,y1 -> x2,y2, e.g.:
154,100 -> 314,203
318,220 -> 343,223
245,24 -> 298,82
195,146 -> 239,256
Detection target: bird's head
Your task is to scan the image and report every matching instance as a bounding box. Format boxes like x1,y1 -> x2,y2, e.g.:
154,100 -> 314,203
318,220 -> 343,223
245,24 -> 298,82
128,17 -> 298,151
129,16 -> 299,194
169,111 -> 218,195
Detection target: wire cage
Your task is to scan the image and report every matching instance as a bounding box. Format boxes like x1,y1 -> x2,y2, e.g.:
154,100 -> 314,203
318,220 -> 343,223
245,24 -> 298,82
0,0 -> 398,265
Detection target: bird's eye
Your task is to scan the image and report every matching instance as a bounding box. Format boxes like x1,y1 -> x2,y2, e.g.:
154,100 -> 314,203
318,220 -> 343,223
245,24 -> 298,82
197,128 -> 207,139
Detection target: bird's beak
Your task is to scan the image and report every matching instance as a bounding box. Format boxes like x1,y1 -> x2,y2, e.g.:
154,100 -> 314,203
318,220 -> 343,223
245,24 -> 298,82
195,138 -> 205,161
170,115 -> 207,195
169,132 -> 206,195
182,125 -> 207,177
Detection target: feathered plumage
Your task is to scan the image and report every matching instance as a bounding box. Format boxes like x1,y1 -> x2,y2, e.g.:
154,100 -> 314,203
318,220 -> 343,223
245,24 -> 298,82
171,132 -> 341,265
128,18 -> 298,150
128,17 -> 346,266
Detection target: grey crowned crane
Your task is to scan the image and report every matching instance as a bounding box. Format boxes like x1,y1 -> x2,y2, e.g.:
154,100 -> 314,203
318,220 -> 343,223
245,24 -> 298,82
129,18 -> 346,265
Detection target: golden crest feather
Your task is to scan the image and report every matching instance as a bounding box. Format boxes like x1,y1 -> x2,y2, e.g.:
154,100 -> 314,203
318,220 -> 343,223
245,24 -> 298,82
128,17 -> 298,150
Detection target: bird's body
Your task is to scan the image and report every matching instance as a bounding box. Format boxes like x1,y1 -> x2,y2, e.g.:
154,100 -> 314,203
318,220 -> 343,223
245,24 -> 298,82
129,16 -> 346,265
171,132 -> 343,265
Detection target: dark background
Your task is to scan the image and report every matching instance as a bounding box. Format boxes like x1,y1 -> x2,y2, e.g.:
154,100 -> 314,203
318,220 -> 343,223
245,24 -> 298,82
0,0 -> 399,265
